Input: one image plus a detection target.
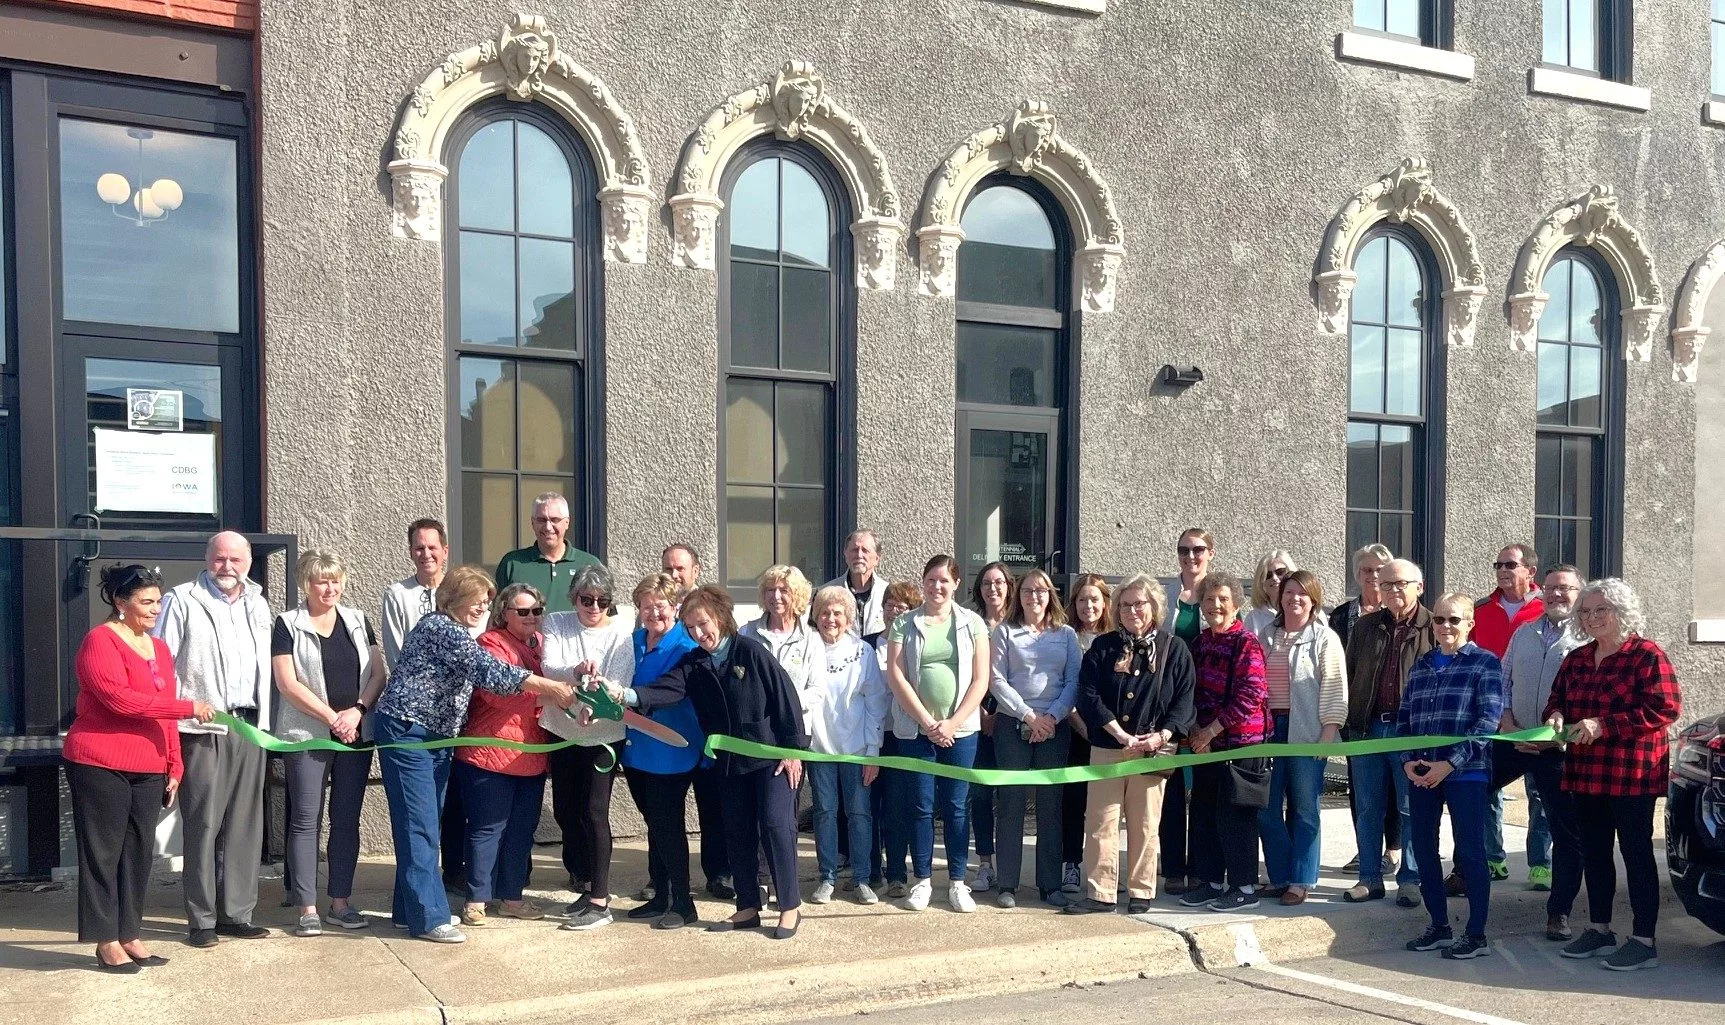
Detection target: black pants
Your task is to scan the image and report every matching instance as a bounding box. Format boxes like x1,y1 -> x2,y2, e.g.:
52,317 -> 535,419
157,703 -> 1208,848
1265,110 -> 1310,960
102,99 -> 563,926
869,733 -> 900,885
1491,744 -> 1583,918
1159,767 -> 1190,878
550,744 -> 617,895
1575,793 -> 1661,939
1189,761 -> 1261,889
624,767 -> 693,902
1062,729 -> 1091,864
68,762 -> 165,944
721,767 -> 801,913
439,770 -> 466,886
692,764 -> 728,884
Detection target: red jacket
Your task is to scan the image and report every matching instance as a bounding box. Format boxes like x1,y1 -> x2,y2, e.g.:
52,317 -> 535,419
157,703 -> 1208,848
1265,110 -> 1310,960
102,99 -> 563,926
64,626 -> 196,779
1471,591 -> 1544,659
1542,636 -> 1681,797
457,628 -> 550,776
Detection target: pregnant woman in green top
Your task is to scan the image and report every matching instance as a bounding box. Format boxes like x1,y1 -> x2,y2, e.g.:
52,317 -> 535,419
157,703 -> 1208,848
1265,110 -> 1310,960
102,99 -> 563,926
884,555 -> 991,914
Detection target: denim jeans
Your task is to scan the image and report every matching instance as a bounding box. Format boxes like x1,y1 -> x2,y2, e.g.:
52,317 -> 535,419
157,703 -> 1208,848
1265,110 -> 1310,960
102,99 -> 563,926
376,714 -> 454,934
809,761 -> 873,884
1349,719 -> 1418,886
455,760 -> 546,904
893,732 -> 978,882
1410,777 -> 1489,937
1259,714 -> 1325,888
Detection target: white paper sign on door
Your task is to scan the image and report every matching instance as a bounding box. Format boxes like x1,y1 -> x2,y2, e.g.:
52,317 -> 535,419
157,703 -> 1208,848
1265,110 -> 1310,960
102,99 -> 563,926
94,428 -> 216,515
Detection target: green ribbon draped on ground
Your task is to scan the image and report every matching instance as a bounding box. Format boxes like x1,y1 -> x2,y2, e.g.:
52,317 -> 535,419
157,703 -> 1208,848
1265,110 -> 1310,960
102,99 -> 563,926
219,712 -> 1556,786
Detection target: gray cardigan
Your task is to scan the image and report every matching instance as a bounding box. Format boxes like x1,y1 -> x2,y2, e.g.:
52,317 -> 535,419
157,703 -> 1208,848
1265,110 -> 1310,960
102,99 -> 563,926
156,574 -> 273,735
890,605 -> 987,741
273,605 -> 374,743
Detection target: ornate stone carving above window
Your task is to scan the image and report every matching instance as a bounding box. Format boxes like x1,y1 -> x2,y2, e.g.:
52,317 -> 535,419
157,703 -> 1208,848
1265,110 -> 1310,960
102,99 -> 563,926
916,100 -> 1124,313
1670,240 -> 1725,383
385,13 -> 653,263
670,60 -> 904,289
1313,158 -> 1486,346
1506,186 -> 1664,361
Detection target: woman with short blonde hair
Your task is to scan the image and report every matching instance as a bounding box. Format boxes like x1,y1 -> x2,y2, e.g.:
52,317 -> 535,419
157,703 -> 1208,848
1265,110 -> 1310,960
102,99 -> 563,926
1243,550 -> 1298,636
742,565 -> 819,724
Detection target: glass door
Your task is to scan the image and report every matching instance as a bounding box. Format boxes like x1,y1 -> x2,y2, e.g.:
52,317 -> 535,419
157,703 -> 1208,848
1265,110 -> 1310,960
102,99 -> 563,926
956,409 -> 1059,580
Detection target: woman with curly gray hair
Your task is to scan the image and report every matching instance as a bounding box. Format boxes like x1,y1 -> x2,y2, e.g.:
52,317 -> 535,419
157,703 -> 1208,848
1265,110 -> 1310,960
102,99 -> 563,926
1542,578 -> 1681,972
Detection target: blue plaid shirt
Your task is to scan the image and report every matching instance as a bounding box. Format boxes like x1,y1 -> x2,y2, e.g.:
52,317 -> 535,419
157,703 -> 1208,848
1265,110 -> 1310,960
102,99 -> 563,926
1395,642 -> 1504,775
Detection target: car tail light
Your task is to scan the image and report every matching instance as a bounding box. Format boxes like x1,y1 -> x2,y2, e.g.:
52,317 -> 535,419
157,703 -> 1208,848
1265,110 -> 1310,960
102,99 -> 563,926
1675,720 -> 1724,784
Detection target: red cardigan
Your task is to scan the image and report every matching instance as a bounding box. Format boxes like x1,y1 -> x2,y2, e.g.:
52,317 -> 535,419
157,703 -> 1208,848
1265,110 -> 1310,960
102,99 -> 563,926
64,626 -> 196,779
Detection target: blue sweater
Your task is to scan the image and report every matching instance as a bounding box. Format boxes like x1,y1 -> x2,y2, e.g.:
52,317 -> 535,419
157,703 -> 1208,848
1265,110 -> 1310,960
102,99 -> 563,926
1395,642 -> 1505,776
622,623 -> 705,774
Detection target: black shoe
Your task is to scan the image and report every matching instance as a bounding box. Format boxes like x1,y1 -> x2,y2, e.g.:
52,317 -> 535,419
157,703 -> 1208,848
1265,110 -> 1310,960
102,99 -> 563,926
1127,898 -> 1153,915
626,897 -> 668,920
95,953 -> 143,974
772,913 -> 801,940
1406,924 -> 1454,951
565,893 -> 593,916
187,928 -> 218,948
705,915 -> 761,932
1061,897 -> 1117,915
1178,883 -> 1226,908
214,923 -> 270,939
655,903 -> 699,930
706,876 -> 737,900
129,954 -> 170,967
1442,934 -> 1492,960
1208,888 -> 1260,912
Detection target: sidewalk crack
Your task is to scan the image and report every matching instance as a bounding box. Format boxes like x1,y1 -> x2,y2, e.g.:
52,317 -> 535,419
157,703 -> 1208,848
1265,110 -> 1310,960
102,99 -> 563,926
380,937 -> 448,1024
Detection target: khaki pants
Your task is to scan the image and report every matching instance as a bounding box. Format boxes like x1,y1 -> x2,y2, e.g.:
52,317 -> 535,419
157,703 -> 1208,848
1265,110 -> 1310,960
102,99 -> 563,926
1082,748 -> 1168,901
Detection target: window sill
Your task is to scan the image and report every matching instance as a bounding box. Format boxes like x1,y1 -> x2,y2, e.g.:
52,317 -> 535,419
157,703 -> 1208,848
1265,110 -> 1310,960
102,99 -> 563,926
1527,66 -> 1650,112
1004,0 -> 1104,12
1335,31 -> 1475,81
1690,619 -> 1725,643
1705,99 -> 1725,126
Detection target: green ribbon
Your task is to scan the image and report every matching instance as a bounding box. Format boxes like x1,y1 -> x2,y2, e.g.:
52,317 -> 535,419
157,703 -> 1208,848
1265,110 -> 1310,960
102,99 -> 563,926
219,712 -> 1558,788
699,726 -> 1561,786
215,713 -> 618,771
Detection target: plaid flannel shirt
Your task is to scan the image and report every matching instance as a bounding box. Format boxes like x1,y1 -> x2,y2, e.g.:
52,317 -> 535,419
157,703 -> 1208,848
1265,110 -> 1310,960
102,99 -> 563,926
1542,636 -> 1682,797
1394,643 -> 1504,774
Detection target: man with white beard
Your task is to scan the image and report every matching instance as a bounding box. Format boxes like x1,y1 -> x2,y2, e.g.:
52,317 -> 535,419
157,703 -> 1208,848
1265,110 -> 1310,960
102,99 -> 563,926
1496,564 -> 1588,943
155,531 -> 275,947
824,529 -> 888,646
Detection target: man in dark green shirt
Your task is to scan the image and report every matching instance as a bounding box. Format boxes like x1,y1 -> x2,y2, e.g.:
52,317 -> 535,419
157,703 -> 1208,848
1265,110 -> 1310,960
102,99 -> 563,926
494,492 -> 599,613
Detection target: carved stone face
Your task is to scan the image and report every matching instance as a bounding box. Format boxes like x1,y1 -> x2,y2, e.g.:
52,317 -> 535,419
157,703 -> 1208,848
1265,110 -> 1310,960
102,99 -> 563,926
1509,297 -> 1546,342
500,18 -> 556,99
1083,252 -> 1118,305
1008,104 -> 1055,174
1318,279 -> 1353,331
392,172 -> 440,240
605,196 -> 646,257
772,64 -> 824,139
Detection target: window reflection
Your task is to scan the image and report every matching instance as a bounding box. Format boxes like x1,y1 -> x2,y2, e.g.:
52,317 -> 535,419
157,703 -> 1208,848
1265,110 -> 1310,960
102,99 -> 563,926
59,119 -> 240,333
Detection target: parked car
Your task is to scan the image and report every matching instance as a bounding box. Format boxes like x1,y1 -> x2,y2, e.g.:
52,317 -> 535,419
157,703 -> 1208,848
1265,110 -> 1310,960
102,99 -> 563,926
1668,710 -> 1725,936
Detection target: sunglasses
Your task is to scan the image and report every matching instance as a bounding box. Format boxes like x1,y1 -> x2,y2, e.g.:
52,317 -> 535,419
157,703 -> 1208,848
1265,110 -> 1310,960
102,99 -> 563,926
508,606 -> 545,618
1266,567 -> 1290,580
1432,615 -> 1470,627
577,594 -> 608,609
1492,561 -> 1523,571
1177,545 -> 1209,557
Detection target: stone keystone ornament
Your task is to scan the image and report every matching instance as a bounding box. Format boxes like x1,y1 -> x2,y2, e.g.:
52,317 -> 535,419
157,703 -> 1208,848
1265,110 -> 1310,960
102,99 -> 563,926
499,14 -> 557,101
771,61 -> 824,140
1007,100 -> 1056,175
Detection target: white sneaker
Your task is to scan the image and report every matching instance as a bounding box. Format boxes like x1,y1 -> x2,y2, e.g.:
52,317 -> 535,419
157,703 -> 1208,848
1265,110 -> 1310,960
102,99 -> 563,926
810,881 -> 834,904
855,883 -> 879,905
420,923 -> 466,943
949,880 -> 977,913
1062,863 -> 1082,894
906,878 -> 933,911
971,863 -> 996,893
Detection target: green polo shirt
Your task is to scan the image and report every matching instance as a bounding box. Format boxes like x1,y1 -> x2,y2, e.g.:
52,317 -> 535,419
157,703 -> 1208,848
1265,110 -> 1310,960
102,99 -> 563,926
494,544 -> 600,613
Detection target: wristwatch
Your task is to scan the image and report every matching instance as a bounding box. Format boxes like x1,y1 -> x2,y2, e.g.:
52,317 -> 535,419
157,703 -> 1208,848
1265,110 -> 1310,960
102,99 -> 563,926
352,700 -> 369,714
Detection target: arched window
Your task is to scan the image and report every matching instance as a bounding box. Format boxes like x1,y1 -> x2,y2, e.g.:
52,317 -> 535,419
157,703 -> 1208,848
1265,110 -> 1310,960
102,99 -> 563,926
955,179 -> 1072,580
445,103 -> 601,567
1535,249 -> 1622,577
718,143 -> 851,587
1346,228 -> 1445,584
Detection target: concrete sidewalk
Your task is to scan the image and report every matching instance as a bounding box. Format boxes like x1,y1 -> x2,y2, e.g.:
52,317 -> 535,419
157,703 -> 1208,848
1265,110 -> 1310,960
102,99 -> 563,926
0,788 -> 1682,1025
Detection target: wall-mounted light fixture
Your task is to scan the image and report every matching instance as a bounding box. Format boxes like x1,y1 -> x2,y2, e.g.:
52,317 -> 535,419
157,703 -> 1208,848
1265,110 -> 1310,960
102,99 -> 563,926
96,128 -> 184,226
1161,364 -> 1204,388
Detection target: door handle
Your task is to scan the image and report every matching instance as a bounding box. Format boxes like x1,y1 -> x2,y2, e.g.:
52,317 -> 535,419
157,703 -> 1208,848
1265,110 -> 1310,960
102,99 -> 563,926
70,513 -> 101,593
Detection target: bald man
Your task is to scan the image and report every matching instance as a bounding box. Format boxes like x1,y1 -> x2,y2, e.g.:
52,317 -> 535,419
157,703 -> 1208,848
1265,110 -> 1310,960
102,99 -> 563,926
155,530 -> 274,946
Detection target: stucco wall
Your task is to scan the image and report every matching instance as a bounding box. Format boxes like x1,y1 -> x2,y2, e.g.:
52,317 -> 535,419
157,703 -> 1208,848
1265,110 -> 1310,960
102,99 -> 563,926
256,0 -> 1725,859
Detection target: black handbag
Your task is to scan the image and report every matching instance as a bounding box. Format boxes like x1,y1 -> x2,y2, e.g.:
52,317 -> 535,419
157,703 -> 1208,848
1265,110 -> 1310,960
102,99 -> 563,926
1220,756 -> 1271,809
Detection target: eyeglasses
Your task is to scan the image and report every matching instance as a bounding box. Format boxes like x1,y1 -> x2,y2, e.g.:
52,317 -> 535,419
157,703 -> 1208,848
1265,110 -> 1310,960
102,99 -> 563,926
1546,585 -> 1580,595
1377,580 -> 1416,591
1119,599 -> 1152,612
1177,545 -> 1208,557
1492,561 -> 1523,571
577,594 -> 608,609
531,516 -> 568,527
1432,615 -> 1470,627
1358,565 -> 1385,576
1577,605 -> 1615,619
981,580 -> 1010,590
1022,587 -> 1052,597
508,607 -> 545,618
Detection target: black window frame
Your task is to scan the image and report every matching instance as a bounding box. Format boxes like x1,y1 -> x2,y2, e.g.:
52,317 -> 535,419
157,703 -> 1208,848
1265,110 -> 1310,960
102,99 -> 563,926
1352,0 -> 1455,50
442,98 -> 607,569
1712,0 -> 1725,98
1344,224 -> 1448,591
715,138 -> 856,593
1541,0 -> 1635,82
1533,246 -> 1624,579
953,173 -> 1077,578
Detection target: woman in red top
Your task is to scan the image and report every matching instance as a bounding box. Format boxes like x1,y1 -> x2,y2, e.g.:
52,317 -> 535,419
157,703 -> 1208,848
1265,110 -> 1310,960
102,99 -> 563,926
454,582 -> 552,926
1543,578 -> 1681,972
65,565 -> 215,973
